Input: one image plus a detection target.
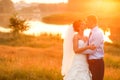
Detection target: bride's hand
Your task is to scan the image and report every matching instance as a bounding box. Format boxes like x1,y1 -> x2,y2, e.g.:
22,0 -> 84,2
87,45 -> 96,50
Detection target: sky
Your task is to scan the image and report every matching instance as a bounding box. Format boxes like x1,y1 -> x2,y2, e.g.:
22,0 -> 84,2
11,0 -> 68,3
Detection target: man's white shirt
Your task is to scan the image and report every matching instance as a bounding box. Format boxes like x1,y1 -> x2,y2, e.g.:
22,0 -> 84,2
83,26 -> 104,60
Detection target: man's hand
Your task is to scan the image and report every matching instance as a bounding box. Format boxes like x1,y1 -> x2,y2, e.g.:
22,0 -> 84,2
87,44 -> 96,50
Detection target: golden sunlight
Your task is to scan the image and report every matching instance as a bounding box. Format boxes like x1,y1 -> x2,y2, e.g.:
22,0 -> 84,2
24,21 -> 112,43
0,26 -> 11,33
12,0 -> 68,3
104,28 -> 112,43
23,21 -> 69,39
0,21 -> 112,43
93,0 -> 117,16
101,1 -> 116,11
84,29 -> 91,37
84,28 -> 112,43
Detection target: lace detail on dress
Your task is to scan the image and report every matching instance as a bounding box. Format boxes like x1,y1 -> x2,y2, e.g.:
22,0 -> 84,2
63,40 -> 92,80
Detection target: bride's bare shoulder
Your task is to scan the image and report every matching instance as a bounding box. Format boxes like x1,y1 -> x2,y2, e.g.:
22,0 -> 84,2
73,34 -> 79,40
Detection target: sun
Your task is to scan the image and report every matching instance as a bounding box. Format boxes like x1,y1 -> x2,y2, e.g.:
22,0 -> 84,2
92,0 -> 117,9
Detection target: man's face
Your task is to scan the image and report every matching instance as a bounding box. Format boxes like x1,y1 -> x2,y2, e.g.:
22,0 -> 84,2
85,19 -> 92,29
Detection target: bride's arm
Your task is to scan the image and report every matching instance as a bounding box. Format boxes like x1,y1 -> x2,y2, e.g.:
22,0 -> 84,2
73,35 -> 95,54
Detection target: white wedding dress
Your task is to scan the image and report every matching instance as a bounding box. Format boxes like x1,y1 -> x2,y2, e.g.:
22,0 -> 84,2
63,40 -> 92,80
61,26 -> 92,80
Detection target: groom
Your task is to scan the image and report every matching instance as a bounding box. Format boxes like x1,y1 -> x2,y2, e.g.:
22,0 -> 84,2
84,15 -> 104,80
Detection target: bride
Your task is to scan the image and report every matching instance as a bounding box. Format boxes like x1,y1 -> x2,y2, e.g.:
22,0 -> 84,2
61,20 -> 96,80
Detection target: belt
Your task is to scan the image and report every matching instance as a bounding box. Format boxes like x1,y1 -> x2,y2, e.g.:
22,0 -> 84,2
88,58 -> 103,63
89,57 -> 103,60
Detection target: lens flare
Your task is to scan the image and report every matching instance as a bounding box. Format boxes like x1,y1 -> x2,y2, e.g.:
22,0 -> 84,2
84,28 -> 112,43
104,28 -> 112,43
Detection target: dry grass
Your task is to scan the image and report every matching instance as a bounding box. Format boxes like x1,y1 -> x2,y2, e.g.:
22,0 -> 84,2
0,44 -> 63,80
104,53 -> 120,80
0,33 -> 63,80
0,45 -> 62,70
0,43 -> 120,80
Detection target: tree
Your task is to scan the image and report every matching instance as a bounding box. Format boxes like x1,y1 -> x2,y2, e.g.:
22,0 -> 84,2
0,0 -> 15,13
9,14 -> 29,36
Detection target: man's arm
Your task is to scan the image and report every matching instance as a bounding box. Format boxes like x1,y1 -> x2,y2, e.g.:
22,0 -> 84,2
82,49 -> 96,54
82,30 -> 104,54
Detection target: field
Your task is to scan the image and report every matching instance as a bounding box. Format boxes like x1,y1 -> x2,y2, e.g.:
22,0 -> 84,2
0,33 -> 63,80
0,12 -> 120,80
0,31 -> 120,80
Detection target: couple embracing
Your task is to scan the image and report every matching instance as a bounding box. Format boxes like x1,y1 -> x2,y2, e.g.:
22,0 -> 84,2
61,15 -> 104,80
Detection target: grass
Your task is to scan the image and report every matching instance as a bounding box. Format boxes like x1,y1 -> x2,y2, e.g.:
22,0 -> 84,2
0,32 -> 62,48
0,33 -> 63,80
0,68 -> 62,80
0,32 -> 119,80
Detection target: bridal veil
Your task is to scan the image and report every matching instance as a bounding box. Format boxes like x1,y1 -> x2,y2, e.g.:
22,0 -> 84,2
61,25 -> 75,76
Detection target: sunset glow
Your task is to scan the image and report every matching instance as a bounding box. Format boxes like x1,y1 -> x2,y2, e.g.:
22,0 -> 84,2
104,28 -> 112,43
84,29 -> 91,37
0,21 -> 112,43
23,21 -> 69,39
24,21 -> 112,43
100,1 -> 117,12
11,0 -> 68,3
92,0 -> 118,16
0,26 -> 11,33
84,28 -> 112,43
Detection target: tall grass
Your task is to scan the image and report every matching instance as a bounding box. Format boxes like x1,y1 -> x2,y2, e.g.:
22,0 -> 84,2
0,68 -> 62,80
0,32 -> 120,80
0,32 -> 63,80
104,42 -> 120,80
0,32 -> 62,47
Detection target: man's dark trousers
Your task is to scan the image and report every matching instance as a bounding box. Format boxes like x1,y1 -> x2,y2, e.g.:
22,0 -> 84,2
88,59 -> 104,80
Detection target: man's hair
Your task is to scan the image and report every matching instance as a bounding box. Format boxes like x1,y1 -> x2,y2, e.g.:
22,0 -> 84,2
87,15 -> 97,24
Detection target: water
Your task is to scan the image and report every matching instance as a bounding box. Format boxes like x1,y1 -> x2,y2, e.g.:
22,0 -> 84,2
0,20 -> 112,43
0,20 -> 70,39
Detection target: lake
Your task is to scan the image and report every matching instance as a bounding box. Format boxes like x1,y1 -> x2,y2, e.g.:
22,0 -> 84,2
0,20 -> 71,39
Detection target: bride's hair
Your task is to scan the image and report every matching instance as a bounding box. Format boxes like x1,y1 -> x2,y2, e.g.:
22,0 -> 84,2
73,20 -> 83,32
